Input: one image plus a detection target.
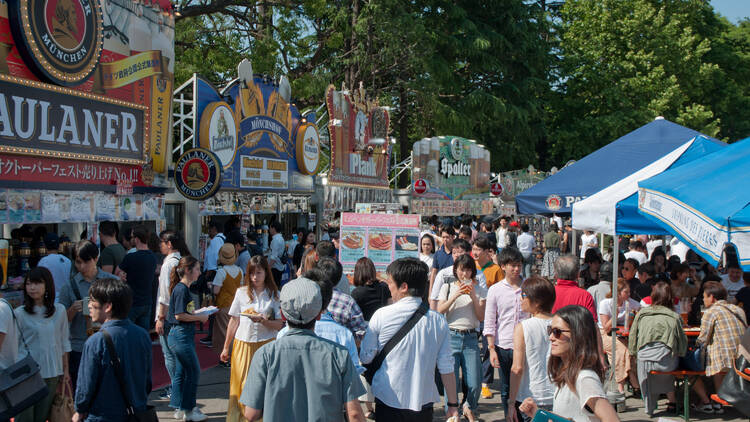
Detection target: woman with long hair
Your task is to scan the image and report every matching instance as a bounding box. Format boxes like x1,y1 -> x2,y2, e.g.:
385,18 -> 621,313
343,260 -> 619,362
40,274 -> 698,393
292,230 -> 315,271
598,281 -> 640,395
520,305 -> 618,421
627,281 -> 686,415
220,255 -> 283,422
437,254 -> 487,421
507,276 -> 556,422
14,267 -> 71,422
166,256 -> 209,421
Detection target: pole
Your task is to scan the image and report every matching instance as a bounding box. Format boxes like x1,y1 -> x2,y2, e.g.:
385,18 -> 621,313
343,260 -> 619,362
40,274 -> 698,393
607,234 -> 624,407
572,229 -> 578,259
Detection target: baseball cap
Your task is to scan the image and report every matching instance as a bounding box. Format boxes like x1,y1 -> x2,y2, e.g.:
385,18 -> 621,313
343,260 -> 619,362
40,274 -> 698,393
280,277 -> 322,325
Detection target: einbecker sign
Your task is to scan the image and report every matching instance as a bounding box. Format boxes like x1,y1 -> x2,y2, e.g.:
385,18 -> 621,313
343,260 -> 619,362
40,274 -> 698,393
0,75 -> 147,165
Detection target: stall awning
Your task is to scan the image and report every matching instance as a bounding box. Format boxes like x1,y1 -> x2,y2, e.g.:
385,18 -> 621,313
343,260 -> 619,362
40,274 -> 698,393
515,118 -> 714,215
572,135 -> 725,235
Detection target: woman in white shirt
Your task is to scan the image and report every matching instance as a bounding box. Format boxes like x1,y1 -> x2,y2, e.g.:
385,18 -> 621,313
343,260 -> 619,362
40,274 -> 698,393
599,281 -> 641,395
507,276 -> 555,422
220,255 -> 283,422
520,305 -> 618,422
437,254 -> 486,421
419,234 -> 435,269
14,267 -> 71,422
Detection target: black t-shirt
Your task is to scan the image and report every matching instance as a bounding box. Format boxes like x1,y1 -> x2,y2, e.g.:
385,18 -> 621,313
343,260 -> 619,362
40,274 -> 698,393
736,286 -> 750,321
351,282 -> 391,321
118,250 -> 157,307
628,277 -> 652,302
168,283 -> 194,327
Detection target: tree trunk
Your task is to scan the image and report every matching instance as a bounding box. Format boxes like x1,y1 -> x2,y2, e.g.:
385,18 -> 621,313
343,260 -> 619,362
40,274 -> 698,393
397,83 -> 410,189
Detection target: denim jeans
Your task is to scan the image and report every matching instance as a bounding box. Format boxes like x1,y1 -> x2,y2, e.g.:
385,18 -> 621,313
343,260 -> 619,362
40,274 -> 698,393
128,305 -> 151,332
446,331 -> 481,411
522,253 -> 534,279
168,324 -> 200,411
494,346 -> 514,415
159,332 -> 176,399
481,330 -> 494,384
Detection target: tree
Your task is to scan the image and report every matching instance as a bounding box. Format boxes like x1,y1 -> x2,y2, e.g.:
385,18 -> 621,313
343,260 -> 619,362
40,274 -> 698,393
544,0 -> 744,168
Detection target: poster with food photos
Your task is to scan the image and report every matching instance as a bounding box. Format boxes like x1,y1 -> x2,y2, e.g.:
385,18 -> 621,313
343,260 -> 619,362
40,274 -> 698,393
339,212 -> 420,279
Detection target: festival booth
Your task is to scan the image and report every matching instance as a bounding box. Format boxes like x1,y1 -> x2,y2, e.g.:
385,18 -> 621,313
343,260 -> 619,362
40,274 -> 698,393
0,0 -> 175,301
516,117 -> 712,215
494,168 -> 548,217
323,84 -> 394,224
638,137 -> 750,271
410,136 -> 493,216
176,59 -> 322,258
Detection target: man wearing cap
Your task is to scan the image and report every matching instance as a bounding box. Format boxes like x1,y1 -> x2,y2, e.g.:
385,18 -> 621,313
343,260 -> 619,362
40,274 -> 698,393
588,261 -> 614,314
361,257 -> 458,421
241,277 -> 365,421
38,232 -> 72,297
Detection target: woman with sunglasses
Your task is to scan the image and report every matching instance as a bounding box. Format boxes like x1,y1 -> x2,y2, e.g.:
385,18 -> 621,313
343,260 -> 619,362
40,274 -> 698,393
519,305 -> 619,421
627,281 -> 686,415
507,276 -> 555,422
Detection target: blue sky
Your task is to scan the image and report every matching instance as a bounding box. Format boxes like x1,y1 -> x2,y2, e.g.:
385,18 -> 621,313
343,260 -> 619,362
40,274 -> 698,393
711,0 -> 750,23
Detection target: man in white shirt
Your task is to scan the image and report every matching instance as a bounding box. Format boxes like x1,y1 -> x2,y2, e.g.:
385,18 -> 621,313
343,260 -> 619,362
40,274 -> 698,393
624,240 -> 648,265
646,236 -> 663,260
203,221 -> 225,273
268,221 -> 287,286
669,237 -> 689,263
580,230 -> 598,261
37,233 -> 72,298
516,223 -> 536,279
429,239 -> 487,310
495,216 -> 508,251
360,257 -> 458,421
721,263 -> 745,301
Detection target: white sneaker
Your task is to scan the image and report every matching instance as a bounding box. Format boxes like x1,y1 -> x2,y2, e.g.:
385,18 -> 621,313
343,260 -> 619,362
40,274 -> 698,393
185,407 -> 208,421
173,410 -> 185,420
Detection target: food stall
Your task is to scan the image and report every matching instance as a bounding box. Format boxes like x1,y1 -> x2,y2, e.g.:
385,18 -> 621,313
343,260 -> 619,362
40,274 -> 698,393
323,84 -> 394,227
410,136 -> 493,216
0,0 -> 175,301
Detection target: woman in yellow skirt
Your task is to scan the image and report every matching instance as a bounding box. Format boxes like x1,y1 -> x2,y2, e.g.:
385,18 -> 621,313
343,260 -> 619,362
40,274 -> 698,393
220,255 -> 283,422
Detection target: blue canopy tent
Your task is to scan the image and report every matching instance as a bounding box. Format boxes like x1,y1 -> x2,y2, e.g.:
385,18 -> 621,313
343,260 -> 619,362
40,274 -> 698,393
638,137 -> 750,271
572,135 -> 725,235
516,118 -> 714,215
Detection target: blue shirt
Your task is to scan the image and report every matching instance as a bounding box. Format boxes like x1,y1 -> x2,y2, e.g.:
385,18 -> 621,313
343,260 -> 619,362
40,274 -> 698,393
167,283 -> 194,327
241,328 -> 365,422
432,246 -> 453,271
277,312 -> 364,374
59,269 -> 119,352
75,319 -> 152,422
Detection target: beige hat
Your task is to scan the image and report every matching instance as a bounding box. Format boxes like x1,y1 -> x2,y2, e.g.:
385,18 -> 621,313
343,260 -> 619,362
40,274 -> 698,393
280,277 -> 322,325
218,243 -> 237,266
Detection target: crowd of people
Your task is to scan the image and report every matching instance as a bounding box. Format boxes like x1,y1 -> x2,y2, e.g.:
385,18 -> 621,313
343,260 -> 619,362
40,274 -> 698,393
1,214 -> 749,422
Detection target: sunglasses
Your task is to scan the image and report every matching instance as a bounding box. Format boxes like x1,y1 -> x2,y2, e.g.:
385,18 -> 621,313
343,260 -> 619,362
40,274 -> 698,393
547,326 -> 571,339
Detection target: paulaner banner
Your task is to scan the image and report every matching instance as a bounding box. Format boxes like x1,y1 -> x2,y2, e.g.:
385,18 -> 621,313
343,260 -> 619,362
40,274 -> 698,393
0,0 -> 175,188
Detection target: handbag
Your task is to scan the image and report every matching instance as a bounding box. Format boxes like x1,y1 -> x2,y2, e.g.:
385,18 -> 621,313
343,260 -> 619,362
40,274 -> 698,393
48,380 -> 75,422
101,330 -> 159,422
362,302 -> 428,384
0,299 -> 50,419
717,353 -> 750,417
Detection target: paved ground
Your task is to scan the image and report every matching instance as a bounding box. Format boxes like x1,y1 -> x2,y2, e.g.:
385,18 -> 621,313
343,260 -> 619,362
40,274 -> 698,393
150,364 -> 749,421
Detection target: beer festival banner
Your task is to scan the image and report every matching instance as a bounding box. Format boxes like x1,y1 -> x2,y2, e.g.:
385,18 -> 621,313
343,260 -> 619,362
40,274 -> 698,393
194,59 -> 320,193
325,84 -> 391,189
0,0 -> 175,190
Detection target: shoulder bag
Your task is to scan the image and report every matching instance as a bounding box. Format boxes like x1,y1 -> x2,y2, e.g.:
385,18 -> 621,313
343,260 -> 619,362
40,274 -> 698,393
0,299 -> 50,419
101,330 -> 158,422
362,301 -> 428,384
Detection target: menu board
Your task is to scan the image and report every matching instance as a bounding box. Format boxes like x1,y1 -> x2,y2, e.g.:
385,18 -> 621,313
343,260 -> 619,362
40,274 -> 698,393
339,212 -> 420,277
